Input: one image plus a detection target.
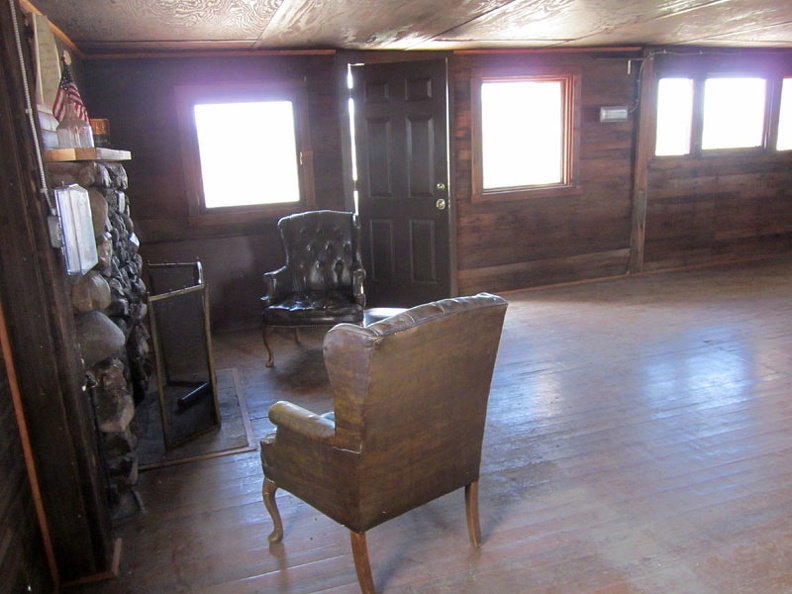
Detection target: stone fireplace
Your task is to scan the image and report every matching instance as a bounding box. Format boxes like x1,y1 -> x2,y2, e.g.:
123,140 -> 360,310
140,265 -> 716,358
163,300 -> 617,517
46,154 -> 151,512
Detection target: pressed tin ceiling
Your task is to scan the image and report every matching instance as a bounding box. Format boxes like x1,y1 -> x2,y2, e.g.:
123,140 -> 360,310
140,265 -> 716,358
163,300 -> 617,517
24,0 -> 792,55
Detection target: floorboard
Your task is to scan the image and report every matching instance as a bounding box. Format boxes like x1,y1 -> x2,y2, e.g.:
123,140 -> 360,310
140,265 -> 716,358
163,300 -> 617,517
70,256 -> 792,593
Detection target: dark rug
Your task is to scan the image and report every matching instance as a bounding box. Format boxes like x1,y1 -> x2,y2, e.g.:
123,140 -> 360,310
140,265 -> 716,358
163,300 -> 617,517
135,368 -> 256,469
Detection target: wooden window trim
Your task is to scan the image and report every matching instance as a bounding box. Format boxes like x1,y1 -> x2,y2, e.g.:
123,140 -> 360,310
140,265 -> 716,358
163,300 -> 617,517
175,80 -> 316,227
768,75 -> 792,153
653,56 -> 792,159
470,67 -> 582,203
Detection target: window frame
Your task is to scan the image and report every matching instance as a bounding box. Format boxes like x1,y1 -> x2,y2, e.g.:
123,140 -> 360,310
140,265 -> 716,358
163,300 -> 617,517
774,76 -> 792,151
654,76 -> 695,157
699,75 -> 769,152
653,65 -> 792,160
175,80 -> 315,227
471,68 -> 581,203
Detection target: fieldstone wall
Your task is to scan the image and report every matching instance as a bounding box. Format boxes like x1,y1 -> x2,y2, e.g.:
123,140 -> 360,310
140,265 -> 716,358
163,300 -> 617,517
47,160 -> 151,510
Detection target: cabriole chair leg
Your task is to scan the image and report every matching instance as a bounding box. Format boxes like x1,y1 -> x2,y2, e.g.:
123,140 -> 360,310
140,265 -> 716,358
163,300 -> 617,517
465,481 -> 482,549
263,477 -> 283,543
350,531 -> 376,594
262,326 -> 275,368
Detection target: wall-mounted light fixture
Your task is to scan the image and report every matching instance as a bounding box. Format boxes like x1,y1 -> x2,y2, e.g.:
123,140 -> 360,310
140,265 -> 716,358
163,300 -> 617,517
599,106 -> 630,123
52,184 -> 97,275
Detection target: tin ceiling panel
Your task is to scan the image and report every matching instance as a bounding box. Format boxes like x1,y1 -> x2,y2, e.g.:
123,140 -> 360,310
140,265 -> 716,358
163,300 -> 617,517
23,0 -> 792,55
251,0 -> 516,50
434,0 -> 792,48
572,0 -> 792,48
29,0 -> 284,51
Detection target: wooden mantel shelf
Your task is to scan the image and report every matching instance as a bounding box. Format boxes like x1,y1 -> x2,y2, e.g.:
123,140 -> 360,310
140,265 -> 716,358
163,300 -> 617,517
45,147 -> 132,162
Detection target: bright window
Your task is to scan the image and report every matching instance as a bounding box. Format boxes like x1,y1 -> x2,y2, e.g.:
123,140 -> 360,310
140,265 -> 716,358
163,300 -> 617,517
655,75 -> 770,156
473,72 -> 576,199
175,81 -> 314,224
481,79 -> 564,188
701,77 -> 766,150
777,78 -> 792,151
655,78 -> 693,156
194,101 -> 300,208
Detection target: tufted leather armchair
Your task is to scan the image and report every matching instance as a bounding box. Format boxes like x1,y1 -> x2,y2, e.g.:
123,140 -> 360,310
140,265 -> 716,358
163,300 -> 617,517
260,293 -> 508,593
261,210 -> 366,367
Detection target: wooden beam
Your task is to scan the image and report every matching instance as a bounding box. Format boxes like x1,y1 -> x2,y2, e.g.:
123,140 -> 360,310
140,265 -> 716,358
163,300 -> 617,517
454,46 -> 644,55
0,280 -> 59,587
1,0 -> 114,582
80,48 -> 337,61
628,48 -> 656,274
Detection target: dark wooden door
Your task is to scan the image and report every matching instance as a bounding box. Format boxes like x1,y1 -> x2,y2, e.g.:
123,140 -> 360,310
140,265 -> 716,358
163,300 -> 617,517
353,59 -> 451,307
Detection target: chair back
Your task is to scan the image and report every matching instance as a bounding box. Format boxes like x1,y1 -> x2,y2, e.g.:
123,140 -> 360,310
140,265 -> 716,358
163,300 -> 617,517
322,293 -> 508,530
278,210 -> 363,294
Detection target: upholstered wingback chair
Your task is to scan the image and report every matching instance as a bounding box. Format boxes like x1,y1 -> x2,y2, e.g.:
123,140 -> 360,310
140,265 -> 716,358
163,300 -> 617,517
260,293 -> 508,593
261,210 -> 366,367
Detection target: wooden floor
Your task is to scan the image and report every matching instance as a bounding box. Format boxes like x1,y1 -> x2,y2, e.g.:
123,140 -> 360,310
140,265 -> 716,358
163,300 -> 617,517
72,257 -> 792,593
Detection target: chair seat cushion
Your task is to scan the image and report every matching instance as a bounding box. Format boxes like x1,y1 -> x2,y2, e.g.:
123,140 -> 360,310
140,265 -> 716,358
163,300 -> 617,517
262,291 -> 364,326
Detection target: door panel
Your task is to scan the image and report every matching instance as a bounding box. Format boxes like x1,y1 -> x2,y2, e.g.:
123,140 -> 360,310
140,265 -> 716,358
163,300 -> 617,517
370,219 -> 396,282
366,119 -> 393,196
408,115 -> 435,196
354,59 -> 451,307
411,219 -> 437,283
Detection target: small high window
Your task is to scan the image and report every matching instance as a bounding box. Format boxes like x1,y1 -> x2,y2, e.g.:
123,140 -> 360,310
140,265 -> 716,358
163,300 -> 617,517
472,72 -> 578,200
481,79 -> 565,188
655,78 -> 694,156
701,77 -> 766,150
655,75 -> 771,157
193,101 -> 300,208
176,81 -> 314,224
777,77 -> 792,151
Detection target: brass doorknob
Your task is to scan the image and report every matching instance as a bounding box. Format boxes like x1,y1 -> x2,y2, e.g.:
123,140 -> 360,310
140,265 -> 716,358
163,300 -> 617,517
436,198 -> 447,210
436,182 -> 447,191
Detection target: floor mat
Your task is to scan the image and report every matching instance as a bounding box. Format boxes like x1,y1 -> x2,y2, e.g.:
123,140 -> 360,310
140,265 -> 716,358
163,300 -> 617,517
135,368 -> 256,469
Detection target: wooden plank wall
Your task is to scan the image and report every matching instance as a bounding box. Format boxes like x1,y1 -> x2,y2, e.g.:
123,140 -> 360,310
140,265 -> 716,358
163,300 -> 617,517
83,49 -> 792,329
643,51 -> 792,271
645,157 -> 792,269
1,2 -> 114,584
452,51 -> 639,295
0,357 -> 51,593
83,54 -> 346,331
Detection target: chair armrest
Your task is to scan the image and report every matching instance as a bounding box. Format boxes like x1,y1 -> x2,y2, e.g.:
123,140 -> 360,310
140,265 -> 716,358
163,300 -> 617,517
262,266 -> 293,306
268,401 -> 335,444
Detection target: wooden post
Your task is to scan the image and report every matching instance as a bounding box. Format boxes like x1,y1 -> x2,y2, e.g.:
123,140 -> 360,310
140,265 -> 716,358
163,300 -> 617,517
0,0 -> 114,584
628,49 -> 656,274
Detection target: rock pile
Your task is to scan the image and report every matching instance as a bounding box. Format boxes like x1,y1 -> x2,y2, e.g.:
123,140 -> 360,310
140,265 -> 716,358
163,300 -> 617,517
47,159 -> 151,508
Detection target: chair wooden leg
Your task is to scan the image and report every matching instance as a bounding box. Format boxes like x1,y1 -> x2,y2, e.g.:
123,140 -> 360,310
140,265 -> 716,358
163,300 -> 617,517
262,326 -> 275,368
350,531 -> 376,594
293,327 -> 301,345
465,481 -> 482,549
262,477 -> 283,543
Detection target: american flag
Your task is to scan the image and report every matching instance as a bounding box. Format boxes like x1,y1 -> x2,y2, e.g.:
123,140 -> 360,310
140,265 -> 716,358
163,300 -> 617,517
52,59 -> 89,123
